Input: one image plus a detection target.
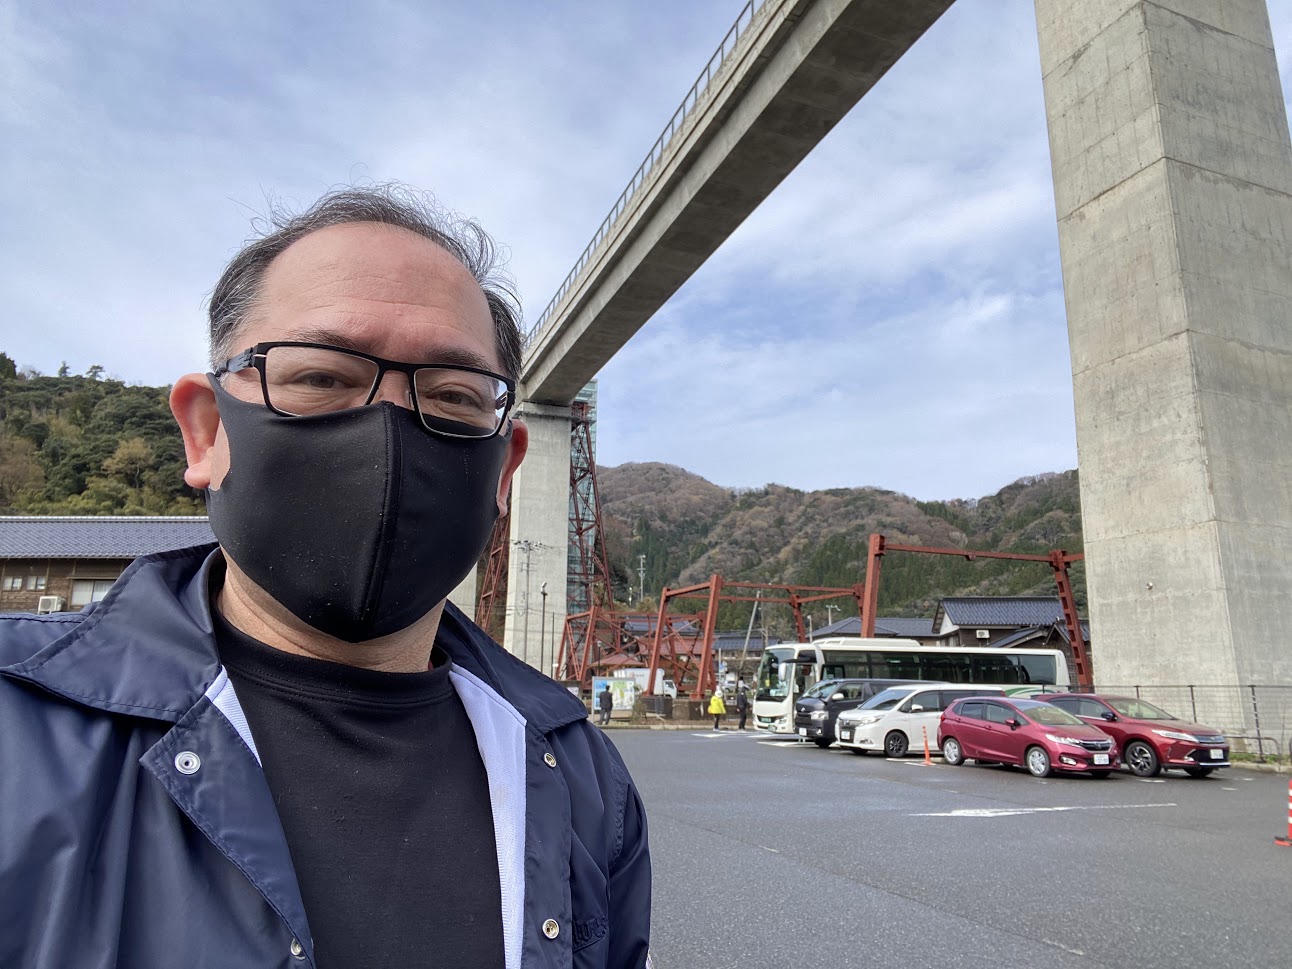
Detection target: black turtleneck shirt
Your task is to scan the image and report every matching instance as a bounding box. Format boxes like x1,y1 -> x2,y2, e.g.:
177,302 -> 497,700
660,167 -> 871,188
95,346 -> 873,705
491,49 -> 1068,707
214,612 -> 504,969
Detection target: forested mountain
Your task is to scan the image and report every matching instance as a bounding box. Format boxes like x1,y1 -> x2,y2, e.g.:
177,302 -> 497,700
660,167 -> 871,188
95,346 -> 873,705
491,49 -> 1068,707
598,462 -> 1085,631
0,354 -> 203,515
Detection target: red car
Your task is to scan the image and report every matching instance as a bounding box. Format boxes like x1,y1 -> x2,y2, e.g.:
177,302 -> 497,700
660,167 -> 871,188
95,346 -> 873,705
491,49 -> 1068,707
1039,693 -> 1229,778
938,696 -> 1119,778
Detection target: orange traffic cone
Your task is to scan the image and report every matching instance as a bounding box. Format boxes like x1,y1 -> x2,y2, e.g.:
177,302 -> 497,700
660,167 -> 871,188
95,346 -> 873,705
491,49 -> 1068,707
922,725 -> 933,766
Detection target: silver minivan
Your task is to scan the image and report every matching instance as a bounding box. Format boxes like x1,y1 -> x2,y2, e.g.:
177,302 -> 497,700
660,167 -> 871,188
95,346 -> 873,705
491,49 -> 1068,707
835,683 -> 1006,758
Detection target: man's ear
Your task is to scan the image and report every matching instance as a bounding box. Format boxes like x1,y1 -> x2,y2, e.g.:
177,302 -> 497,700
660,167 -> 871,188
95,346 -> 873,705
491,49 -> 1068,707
495,418 -> 528,516
170,373 -> 222,490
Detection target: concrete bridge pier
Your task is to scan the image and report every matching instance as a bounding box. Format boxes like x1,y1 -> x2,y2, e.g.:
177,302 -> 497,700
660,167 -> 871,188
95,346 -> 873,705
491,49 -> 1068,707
1035,0 -> 1292,710
500,402 -> 572,674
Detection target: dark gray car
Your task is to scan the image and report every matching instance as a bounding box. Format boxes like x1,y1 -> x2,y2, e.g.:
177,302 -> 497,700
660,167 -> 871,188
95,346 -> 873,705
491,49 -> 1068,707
792,678 -> 925,747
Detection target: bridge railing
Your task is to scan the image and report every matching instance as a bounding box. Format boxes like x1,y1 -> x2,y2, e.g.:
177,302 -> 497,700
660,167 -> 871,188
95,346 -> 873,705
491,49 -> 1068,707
523,0 -> 772,349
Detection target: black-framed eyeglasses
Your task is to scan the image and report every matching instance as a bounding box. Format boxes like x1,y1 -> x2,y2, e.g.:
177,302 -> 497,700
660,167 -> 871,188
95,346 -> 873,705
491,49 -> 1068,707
213,341 -> 516,440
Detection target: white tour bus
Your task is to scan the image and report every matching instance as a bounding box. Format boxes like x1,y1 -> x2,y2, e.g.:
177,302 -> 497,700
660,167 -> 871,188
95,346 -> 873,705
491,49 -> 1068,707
752,637 -> 1069,735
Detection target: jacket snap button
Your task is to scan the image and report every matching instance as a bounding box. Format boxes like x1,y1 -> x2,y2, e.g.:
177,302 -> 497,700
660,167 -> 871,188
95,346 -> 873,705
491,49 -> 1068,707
290,938 -> 305,959
174,751 -> 201,775
542,919 -> 560,939
543,752 -> 557,768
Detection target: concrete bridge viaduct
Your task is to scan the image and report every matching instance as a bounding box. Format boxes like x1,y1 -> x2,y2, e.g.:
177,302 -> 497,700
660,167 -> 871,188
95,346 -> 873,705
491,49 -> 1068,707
453,0 -> 1292,696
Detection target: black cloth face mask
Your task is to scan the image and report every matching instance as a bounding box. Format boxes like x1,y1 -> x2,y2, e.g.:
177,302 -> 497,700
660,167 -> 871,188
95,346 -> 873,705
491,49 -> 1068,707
204,378 -> 508,642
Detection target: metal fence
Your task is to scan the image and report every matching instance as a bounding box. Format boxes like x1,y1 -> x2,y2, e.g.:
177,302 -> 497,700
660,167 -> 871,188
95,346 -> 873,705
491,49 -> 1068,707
1091,685 -> 1292,762
522,0 -> 772,348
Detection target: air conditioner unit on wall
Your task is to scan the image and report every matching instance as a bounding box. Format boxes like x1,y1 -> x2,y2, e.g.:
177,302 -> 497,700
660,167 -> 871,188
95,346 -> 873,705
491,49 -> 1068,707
975,629 -> 991,640
36,595 -> 66,615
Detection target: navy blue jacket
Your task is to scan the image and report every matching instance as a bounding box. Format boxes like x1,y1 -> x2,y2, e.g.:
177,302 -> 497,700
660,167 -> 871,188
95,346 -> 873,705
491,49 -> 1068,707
0,546 -> 651,968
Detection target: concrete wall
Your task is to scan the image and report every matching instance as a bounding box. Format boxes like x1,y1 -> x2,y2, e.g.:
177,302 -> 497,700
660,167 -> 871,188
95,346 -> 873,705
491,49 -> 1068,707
1035,0 -> 1292,690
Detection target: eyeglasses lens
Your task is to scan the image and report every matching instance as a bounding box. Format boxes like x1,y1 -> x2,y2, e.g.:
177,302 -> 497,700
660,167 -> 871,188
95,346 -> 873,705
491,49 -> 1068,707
261,346 -> 504,437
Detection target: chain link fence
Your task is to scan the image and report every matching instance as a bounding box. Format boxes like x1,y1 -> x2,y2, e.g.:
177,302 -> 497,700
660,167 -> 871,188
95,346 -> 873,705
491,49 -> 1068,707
1092,684 -> 1292,761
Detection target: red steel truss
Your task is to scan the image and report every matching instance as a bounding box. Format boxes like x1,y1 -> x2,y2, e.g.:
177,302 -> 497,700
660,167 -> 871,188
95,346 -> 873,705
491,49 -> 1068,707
474,515 -> 511,642
568,400 -> 612,615
861,533 -> 1091,689
640,577 -> 868,700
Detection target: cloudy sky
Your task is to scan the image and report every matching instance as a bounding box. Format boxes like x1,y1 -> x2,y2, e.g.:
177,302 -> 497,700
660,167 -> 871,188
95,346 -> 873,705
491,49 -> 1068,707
5,1 -> 1290,501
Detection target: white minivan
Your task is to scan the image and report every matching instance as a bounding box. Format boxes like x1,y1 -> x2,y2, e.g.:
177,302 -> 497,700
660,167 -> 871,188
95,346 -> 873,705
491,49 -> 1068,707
835,683 -> 1006,758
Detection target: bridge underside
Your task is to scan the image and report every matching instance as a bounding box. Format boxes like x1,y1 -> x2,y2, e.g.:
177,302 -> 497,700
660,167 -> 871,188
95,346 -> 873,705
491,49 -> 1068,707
475,0 -> 1291,716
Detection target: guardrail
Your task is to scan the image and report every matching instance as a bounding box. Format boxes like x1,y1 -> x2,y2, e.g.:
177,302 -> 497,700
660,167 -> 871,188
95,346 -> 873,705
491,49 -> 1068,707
522,0 -> 772,349
1089,684 -> 1292,762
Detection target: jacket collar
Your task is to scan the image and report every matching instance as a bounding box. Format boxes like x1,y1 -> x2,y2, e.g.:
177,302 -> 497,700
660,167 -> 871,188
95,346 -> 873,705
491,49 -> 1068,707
4,544 -> 588,734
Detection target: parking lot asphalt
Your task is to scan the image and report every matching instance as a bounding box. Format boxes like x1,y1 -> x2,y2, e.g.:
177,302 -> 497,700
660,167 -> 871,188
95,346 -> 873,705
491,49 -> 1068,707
609,728 -> 1292,969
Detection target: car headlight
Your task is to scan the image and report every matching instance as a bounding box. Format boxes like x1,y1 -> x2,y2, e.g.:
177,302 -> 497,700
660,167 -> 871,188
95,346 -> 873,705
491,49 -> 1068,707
1152,728 -> 1200,743
810,711 -> 829,720
848,713 -> 884,725
1045,733 -> 1086,746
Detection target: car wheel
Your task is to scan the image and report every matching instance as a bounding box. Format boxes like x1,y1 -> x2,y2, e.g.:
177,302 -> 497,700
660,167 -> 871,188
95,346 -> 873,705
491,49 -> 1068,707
941,737 -> 965,766
1090,770 -> 1112,779
1125,740 -> 1161,777
1183,766 -> 1214,778
1025,746 -> 1052,778
813,738 -> 832,749
885,731 -> 909,758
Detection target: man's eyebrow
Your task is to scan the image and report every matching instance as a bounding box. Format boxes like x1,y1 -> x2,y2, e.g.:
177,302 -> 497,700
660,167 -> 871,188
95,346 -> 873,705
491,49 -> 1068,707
286,328 -> 498,372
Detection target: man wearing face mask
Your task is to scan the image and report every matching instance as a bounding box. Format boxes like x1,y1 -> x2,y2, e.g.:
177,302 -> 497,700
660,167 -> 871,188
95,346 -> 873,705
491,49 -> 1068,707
0,185 -> 652,969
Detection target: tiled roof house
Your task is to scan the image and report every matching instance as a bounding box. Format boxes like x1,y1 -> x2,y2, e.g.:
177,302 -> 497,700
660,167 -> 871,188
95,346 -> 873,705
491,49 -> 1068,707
0,516 -> 215,614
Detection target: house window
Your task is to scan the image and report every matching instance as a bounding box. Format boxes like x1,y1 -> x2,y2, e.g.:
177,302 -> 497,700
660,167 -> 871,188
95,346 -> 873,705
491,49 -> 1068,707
70,579 -> 116,607
26,575 -> 46,591
2,576 -> 22,591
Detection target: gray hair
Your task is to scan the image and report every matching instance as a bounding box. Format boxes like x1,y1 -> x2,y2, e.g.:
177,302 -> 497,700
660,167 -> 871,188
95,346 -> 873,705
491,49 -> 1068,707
208,183 -> 523,381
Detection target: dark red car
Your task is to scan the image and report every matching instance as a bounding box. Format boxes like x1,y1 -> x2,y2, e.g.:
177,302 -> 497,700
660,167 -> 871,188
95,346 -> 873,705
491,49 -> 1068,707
1039,693 -> 1229,777
938,696 -> 1119,778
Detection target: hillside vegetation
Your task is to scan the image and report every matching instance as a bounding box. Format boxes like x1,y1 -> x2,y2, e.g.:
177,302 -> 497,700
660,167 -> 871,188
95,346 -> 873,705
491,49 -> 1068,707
0,354 -> 203,515
598,462 -> 1085,632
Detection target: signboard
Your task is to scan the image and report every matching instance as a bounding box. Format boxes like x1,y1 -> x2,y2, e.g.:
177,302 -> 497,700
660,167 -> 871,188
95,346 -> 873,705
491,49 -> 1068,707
593,677 -> 639,712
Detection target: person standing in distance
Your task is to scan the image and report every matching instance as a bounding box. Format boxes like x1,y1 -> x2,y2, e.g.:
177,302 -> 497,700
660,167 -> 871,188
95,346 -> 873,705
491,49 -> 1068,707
598,683 -> 615,726
0,184 -> 652,969
707,690 -> 727,730
735,685 -> 749,730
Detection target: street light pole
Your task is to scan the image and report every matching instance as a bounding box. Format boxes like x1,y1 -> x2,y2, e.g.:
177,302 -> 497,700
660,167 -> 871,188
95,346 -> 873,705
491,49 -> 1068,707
826,603 -> 839,628
807,613 -> 814,640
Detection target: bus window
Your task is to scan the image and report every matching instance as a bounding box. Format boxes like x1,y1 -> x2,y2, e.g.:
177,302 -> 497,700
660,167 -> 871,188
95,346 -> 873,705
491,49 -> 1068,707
1018,654 -> 1056,684
876,651 -> 922,679
822,650 -> 874,679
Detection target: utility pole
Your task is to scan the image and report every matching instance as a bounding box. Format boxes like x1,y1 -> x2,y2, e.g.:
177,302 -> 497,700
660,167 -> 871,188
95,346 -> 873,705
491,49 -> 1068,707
519,540 -> 533,665
825,603 -> 839,628
807,613 -> 814,640
637,554 -> 646,604
539,581 -> 548,678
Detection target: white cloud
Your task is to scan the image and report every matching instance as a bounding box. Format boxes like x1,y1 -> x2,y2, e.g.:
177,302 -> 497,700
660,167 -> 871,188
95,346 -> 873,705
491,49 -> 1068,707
2,0 -> 1289,500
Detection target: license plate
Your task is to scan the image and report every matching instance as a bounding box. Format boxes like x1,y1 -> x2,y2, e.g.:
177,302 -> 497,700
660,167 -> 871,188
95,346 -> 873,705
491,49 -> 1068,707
1210,748 -> 1223,760
798,727 -> 807,736
1093,753 -> 1109,765
840,731 -> 852,741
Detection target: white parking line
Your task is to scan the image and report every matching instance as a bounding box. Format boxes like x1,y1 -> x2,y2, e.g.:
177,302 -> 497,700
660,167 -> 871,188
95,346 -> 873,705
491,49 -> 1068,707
911,803 -> 1176,818
1042,939 -> 1086,956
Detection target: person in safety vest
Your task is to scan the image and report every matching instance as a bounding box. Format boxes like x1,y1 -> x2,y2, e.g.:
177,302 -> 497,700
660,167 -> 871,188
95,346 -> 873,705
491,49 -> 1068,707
708,690 -> 728,730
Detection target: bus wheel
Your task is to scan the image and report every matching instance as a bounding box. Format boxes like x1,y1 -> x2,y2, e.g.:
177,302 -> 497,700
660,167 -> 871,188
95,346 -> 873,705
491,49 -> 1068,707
885,731 -> 909,758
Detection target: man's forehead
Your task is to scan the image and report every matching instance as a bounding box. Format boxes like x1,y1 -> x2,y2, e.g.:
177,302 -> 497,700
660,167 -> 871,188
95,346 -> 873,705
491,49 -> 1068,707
265,221 -> 472,287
